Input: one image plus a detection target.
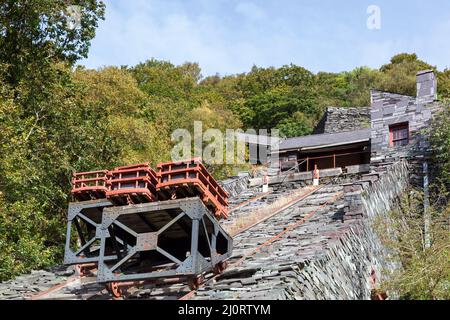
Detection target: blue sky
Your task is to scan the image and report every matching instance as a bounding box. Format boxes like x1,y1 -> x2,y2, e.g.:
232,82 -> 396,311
80,0 -> 450,76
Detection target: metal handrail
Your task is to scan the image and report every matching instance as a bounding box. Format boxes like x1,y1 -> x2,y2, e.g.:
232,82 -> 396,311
280,159 -> 307,186
294,150 -> 371,172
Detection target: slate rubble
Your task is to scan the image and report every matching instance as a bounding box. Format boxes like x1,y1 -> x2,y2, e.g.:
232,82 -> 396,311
0,266 -> 74,300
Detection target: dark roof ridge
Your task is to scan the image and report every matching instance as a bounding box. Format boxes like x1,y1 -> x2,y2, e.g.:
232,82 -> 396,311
283,127 -> 370,141
279,128 -> 371,151
370,88 -> 415,99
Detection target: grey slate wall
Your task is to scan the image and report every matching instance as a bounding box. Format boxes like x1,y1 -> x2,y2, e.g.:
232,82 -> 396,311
417,70 -> 437,105
292,220 -> 390,299
312,160 -> 411,299
370,90 -> 431,155
370,70 -> 442,186
313,107 -> 371,134
343,160 -> 410,221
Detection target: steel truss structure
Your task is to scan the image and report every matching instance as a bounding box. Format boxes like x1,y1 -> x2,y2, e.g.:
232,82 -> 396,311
96,197 -> 233,285
65,160 -> 232,295
64,199 -> 119,265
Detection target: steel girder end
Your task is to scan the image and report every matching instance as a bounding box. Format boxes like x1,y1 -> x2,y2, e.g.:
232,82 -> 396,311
63,254 -> 77,266
176,253 -> 211,274
67,203 -> 82,220
180,200 -> 206,220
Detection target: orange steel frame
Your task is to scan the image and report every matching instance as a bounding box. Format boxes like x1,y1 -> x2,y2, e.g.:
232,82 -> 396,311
156,158 -> 229,219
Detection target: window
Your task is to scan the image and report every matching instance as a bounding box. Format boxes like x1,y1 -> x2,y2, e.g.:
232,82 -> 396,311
389,123 -> 409,147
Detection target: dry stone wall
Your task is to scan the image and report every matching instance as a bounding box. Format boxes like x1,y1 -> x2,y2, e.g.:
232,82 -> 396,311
313,107 -> 371,134
219,172 -> 250,198
291,161 -> 410,299
343,160 -> 410,220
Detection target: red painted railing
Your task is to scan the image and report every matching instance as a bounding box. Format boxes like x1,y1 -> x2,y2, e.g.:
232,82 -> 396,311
71,170 -> 110,201
106,163 -> 158,205
156,158 -> 229,219
70,159 -> 228,218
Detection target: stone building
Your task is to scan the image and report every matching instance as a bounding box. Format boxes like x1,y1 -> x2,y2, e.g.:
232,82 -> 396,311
276,70 -> 443,177
369,70 -> 442,185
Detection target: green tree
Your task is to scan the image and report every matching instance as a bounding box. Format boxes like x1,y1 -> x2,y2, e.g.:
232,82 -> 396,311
131,59 -> 200,104
377,53 -> 434,96
244,85 -> 317,130
0,0 -> 105,86
428,104 -> 450,200
374,190 -> 450,300
72,66 -> 171,167
0,0 -> 105,280
437,69 -> 450,100
275,111 -> 313,138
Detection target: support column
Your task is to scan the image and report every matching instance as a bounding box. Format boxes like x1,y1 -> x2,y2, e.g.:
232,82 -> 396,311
423,161 -> 431,249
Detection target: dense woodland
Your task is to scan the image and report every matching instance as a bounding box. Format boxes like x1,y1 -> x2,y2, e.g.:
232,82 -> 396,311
0,1 -> 448,298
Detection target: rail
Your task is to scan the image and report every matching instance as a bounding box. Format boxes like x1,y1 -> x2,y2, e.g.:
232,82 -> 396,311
281,150 -> 371,172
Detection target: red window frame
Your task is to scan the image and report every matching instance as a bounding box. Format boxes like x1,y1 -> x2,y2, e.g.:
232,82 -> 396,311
389,122 -> 409,147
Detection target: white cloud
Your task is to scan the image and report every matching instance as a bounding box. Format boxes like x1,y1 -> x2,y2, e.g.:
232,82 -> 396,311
81,0 -> 299,76
358,15 -> 450,71
80,1 -> 450,75
359,40 -> 405,68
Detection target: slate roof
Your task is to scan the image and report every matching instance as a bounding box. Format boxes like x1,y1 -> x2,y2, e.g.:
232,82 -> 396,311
236,132 -> 281,146
277,128 -> 371,152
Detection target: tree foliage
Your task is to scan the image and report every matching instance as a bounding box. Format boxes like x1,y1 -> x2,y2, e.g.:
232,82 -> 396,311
429,105 -> 450,194
374,190 -> 449,300
0,0 -> 105,86
378,53 -> 434,96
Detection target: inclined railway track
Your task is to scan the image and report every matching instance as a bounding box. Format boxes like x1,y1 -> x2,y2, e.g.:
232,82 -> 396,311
179,186 -> 343,300
31,183 -> 341,300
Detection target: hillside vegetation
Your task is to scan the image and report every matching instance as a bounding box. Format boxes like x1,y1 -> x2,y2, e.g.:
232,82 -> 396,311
0,0 -> 448,298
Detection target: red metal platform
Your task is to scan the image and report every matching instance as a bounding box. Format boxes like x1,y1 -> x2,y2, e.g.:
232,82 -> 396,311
71,160 -> 229,219
71,170 -> 110,201
156,158 -> 229,219
106,163 -> 158,205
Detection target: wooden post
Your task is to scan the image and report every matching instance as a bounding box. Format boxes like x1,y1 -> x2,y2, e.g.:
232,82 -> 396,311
306,157 -> 309,171
333,154 -> 336,168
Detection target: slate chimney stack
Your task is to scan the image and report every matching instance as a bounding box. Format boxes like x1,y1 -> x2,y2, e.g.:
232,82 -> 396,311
416,70 -> 437,104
